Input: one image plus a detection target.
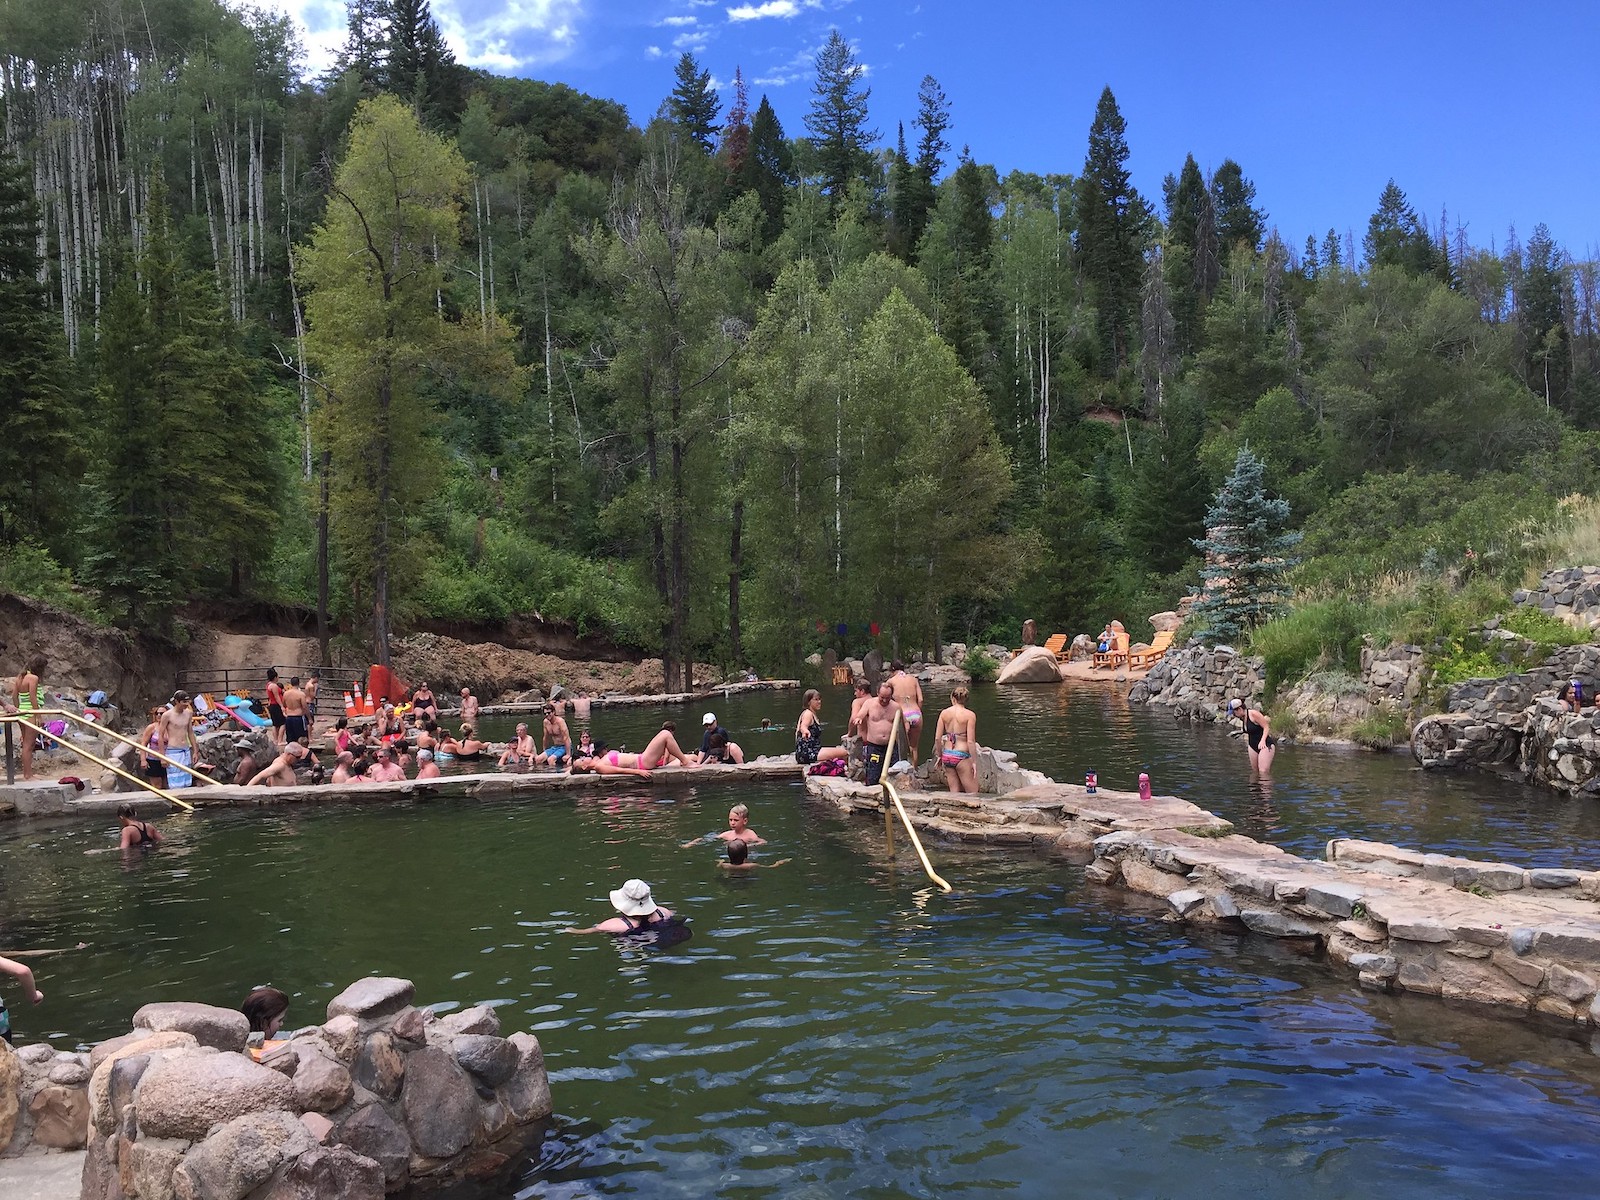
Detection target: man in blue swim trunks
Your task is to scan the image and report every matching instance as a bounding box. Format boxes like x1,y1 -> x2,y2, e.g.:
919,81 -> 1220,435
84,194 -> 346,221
540,704 -> 572,770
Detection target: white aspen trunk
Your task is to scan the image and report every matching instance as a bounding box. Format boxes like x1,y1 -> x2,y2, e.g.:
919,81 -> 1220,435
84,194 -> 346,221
486,189 -> 495,309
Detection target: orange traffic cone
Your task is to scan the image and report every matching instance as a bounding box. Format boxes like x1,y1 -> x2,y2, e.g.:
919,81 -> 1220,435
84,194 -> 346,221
343,691 -> 356,717
364,693 -> 376,716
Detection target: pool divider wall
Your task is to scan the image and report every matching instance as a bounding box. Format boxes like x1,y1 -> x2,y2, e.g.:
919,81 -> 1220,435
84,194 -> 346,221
807,772 -> 1600,1030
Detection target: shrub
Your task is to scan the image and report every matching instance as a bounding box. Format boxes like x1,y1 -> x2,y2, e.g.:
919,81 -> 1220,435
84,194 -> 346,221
964,648 -> 999,683
1351,706 -> 1410,749
0,543 -> 109,625
1248,597 -> 1369,697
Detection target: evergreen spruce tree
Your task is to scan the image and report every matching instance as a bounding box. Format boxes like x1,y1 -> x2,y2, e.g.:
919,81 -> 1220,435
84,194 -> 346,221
1162,153 -> 1207,351
1521,222 -> 1572,409
386,0 -> 460,124
1127,395 -> 1207,578
887,123 -> 916,260
1302,235 -> 1320,280
0,146 -> 80,550
1364,180 -> 1438,275
338,0 -> 392,93
669,52 -> 720,152
741,96 -> 793,244
81,187 -> 275,624
805,30 -> 877,208
1189,447 -> 1301,644
1320,228 -> 1342,276
901,73 -> 950,253
1210,159 -> 1265,254
1075,87 -> 1150,371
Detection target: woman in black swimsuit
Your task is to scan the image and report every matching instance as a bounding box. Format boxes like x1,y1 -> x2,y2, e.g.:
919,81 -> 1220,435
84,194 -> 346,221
116,803 -> 163,851
1229,697 -> 1277,773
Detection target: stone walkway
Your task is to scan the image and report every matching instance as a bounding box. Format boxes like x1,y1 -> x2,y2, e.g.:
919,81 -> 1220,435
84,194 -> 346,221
0,1151 -> 83,1199
809,774 -> 1600,1027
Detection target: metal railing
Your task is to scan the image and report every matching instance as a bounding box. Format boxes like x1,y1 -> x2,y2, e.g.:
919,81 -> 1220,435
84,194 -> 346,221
174,665 -> 334,700
2,709 -> 205,811
878,710 -> 952,893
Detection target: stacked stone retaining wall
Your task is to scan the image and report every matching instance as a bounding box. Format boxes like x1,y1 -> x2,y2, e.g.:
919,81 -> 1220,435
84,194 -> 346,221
807,772 -> 1600,1028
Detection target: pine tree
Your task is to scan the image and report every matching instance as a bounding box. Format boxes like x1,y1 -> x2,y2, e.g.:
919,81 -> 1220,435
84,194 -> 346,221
1321,228 -> 1342,276
1075,86 -> 1150,371
1364,179 -> 1438,275
338,0 -> 392,92
718,67 -> 750,176
1302,235 -> 1319,280
740,95 -> 792,244
1210,159 -> 1265,254
805,30 -> 877,208
81,187 -> 275,624
669,52 -> 720,152
900,73 -> 950,252
887,123 -> 916,260
1162,153 -> 1207,350
1189,447 -> 1300,644
0,146 -> 79,550
386,0 -> 459,124
1522,222 -> 1572,409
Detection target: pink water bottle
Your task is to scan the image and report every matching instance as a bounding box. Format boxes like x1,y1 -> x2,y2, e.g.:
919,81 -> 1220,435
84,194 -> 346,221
1138,772 -> 1152,802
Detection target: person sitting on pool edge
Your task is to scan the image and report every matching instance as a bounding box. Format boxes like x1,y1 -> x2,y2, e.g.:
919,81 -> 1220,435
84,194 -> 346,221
566,878 -> 678,934
719,839 -> 791,871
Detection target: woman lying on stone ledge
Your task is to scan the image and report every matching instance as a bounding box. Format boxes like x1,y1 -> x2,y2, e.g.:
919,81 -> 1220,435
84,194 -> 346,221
571,726 -> 691,777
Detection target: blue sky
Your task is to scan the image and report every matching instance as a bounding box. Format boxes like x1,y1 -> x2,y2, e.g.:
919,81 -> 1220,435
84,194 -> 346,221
271,0 -> 1600,256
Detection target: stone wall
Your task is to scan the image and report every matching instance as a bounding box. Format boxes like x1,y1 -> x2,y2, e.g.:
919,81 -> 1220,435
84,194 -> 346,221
0,1039 -> 92,1157
1514,565 -> 1600,630
80,977 -> 553,1199
1125,645 -> 1264,719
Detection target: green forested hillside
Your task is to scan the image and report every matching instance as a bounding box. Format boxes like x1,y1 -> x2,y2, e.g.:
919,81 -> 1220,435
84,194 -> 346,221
3,0 -> 1597,688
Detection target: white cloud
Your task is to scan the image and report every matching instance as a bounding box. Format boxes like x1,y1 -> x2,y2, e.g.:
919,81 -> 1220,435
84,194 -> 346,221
727,0 -> 799,21
658,14 -> 698,25
646,44 -> 664,57
672,29 -> 710,49
260,0 -> 585,74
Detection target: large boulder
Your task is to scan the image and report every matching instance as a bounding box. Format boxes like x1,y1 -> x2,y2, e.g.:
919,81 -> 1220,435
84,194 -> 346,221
173,1110 -> 314,1200
257,1145 -> 385,1200
452,1035 -> 519,1088
400,1048 -> 480,1160
133,1001 -> 250,1053
29,1082 -> 90,1149
327,978 -> 415,1023
995,645 -> 1062,685
335,1102 -> 411,1187
134,1051 -> 295,1141
0,1038 -> 20,1150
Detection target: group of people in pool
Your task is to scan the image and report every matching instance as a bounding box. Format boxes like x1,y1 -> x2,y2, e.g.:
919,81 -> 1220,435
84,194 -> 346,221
795,669 -> 982,794
567,803 -> 787,936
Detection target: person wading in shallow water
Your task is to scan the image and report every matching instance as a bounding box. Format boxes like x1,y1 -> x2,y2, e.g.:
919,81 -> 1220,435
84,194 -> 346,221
1229,697 -> 1278,774
934,687 -> 980,794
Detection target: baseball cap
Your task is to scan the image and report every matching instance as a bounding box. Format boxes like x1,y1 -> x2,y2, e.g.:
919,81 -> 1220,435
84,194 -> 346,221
702,712 -> 716,726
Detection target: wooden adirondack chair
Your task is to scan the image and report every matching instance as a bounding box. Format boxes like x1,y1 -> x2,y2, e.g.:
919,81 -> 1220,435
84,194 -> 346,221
1128,629 -> 1174,671
1043,633 -> 1068,660
1091,629 -> 1130,669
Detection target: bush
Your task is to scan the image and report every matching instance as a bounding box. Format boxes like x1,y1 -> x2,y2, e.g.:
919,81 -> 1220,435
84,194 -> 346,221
0,543 -> 109,625
1500,605 -> 1590,652
964,648 -> 999,683
1351,706 -> 1410,749
1249,597 -> 1370,697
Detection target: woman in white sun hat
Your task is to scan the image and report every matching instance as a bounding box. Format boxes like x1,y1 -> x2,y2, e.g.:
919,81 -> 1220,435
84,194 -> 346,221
567,879 -> 678,934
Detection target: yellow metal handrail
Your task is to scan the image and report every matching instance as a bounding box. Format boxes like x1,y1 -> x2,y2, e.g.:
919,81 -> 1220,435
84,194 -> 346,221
2,709 -> 200,811
878,710 -> 952,893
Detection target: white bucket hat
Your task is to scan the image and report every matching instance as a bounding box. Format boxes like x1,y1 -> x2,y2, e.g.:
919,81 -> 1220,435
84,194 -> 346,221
609,878 -> 657,917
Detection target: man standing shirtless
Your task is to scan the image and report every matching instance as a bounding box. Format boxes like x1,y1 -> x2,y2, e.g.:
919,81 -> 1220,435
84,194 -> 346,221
156,693 -> 201,789
265,669 -> 286,747
888,662 -> 925,767
282,677 -> 309,746
859,683 -> 903,786
459,688 -> 480,725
